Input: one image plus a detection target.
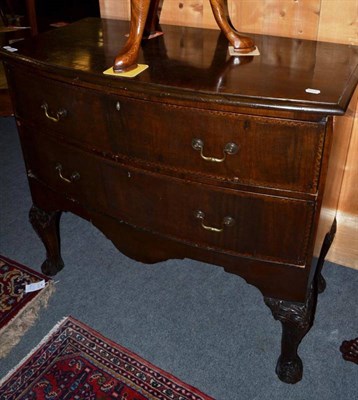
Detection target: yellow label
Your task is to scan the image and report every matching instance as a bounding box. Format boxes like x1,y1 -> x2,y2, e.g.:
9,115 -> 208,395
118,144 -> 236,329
103,64 -> 149,78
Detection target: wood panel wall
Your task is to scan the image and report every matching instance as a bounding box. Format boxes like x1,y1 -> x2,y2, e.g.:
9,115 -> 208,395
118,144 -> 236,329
99,0 -> 358,269
99,0 -> 357,45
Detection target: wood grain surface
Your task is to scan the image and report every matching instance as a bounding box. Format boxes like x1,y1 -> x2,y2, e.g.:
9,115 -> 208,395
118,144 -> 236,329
99,0 -> 357,269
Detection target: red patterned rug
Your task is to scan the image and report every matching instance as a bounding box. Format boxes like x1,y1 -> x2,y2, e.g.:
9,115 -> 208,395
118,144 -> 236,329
0,255 -> 54,359
0,316 -> 214,400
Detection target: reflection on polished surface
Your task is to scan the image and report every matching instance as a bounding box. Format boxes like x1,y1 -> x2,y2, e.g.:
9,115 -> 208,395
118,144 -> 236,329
141,31 -> 254,92
9,18 -> 358,113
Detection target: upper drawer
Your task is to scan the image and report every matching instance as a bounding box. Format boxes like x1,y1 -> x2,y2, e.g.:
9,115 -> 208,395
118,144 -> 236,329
102,161 -> 314,266
7,68 -> 111,150
107,96 -> 325,193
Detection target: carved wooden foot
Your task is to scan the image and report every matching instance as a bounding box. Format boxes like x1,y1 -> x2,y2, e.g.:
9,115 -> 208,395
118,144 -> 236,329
209,0 -> 255,53
29,205 -> 64,276
264,286 -> 316,383
340,337 -> 358,364
316,218 -> 337,294
114,0 -> 151,72
114,0 -> 255,72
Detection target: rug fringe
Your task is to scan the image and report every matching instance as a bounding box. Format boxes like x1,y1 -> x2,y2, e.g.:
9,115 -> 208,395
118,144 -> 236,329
0,281 -> 56,359
0,315 -> 69,386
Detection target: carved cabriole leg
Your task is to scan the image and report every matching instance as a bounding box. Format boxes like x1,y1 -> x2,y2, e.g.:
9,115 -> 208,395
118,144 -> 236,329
209,0 -> 255,53
29,205 -> 64,276
316,218 -> 337,294
264,285 -> 316,384
113,0 -> 151,72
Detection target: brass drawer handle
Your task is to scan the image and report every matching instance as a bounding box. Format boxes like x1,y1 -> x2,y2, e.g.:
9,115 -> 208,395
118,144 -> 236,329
41,102 -> 67,122
192,138 -> 238,163
194,210 -> 235,233
55,163 -> 80,183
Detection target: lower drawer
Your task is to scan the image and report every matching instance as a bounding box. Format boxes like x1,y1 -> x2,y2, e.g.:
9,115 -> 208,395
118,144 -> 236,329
20,126 -> 315,266
102,161 -> 315,265
20,127 -> 106,211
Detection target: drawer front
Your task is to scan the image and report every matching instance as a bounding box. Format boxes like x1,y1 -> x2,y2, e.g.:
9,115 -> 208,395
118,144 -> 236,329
20,127 -> 106,210
8,68 -> 111,149
102,162 -> 314,265
108,97 -> 325,193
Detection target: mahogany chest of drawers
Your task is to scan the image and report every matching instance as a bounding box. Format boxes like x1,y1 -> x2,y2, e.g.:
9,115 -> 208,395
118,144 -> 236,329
1,18 -> 357,383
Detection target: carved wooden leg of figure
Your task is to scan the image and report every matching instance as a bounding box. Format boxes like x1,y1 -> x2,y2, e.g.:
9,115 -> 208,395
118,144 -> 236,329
143,0 -> 163,37
316,218 -> 337,294
209,0 -> 255,53
114,0 -> 151,72
29,205 -> 64,276
264,286 -> 316,384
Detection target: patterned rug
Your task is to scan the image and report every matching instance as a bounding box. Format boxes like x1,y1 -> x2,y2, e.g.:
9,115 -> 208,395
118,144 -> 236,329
0,316 -> 214,400
0,255 -> 55,359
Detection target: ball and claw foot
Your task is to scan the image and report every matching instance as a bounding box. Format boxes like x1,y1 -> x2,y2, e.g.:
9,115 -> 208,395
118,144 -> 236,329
276,355 -> 303,384
340,338 -> 358,364
41,258 -> 64,276
264,285 -> 316,384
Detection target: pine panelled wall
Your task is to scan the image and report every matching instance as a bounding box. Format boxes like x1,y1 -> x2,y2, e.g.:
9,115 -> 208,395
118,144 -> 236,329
99,0 -> 358,269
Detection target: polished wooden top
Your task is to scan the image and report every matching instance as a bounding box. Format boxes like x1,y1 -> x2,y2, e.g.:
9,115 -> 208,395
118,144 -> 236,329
1,18 -> 357,115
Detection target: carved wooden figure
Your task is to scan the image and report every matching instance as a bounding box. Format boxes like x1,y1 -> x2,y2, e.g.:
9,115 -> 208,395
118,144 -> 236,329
114,0 -> 255,72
